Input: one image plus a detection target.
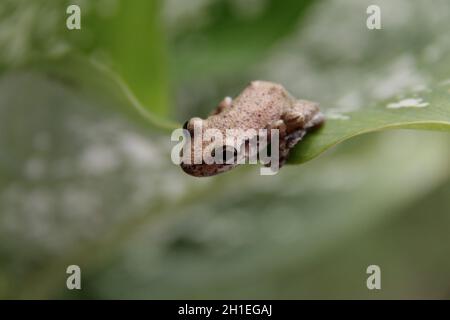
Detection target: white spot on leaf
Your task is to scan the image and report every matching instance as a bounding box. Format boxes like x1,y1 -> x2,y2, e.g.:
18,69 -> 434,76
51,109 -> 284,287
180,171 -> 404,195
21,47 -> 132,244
386,98 -> 429,109
326,112 -> 350,120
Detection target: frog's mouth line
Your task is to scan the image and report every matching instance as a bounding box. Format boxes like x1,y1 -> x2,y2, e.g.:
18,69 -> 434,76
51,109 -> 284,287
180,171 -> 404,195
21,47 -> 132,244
180,162 -> 237,177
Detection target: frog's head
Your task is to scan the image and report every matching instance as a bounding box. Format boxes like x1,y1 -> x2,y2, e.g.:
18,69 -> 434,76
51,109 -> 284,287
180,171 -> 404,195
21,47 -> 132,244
180,117 -> 241,177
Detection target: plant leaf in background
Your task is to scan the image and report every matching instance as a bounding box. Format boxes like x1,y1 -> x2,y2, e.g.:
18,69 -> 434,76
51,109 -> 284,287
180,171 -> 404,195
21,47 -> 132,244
0,0 -> 170,117
290,83 -> 450,164
167,0 -> 315,81
67,0 -> 170,117
37,55 -> 179,132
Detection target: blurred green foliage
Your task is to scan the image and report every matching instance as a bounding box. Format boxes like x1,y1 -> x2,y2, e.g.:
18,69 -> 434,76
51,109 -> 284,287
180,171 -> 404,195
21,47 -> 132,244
67,0 -> 171,116
169,0 -> 315,81
0,0 -> 449,299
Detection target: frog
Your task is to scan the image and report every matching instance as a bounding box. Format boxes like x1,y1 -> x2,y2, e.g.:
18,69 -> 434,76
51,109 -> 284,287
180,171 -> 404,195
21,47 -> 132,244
180,81 -> 324,177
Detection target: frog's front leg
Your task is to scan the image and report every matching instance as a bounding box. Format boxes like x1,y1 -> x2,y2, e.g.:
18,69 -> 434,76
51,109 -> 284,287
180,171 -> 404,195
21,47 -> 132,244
265,119 -> 291,168
266,100 -> 324,168
209,96 -> 233,115
282,99 -> 324,133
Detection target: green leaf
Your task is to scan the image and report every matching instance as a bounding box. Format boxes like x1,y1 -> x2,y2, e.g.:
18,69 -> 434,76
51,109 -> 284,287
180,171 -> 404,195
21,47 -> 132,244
0,0 -> 171,117
34,54 -> 179,132
170,0 -> 316,81
68,0 -> 170,116
289,83 -> 450,164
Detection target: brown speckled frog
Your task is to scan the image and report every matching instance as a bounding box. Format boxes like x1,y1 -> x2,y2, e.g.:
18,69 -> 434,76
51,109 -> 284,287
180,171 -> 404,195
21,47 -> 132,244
180,81 -> 324,177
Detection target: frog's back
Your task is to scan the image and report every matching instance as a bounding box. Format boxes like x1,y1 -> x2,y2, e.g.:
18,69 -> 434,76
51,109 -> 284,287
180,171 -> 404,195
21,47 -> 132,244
208,81 -> 294,131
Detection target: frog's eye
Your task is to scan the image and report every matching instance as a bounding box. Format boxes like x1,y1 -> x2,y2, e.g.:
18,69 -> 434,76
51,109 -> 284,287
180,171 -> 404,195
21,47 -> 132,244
182,121 -> 191,138
212,145 -> 238,164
